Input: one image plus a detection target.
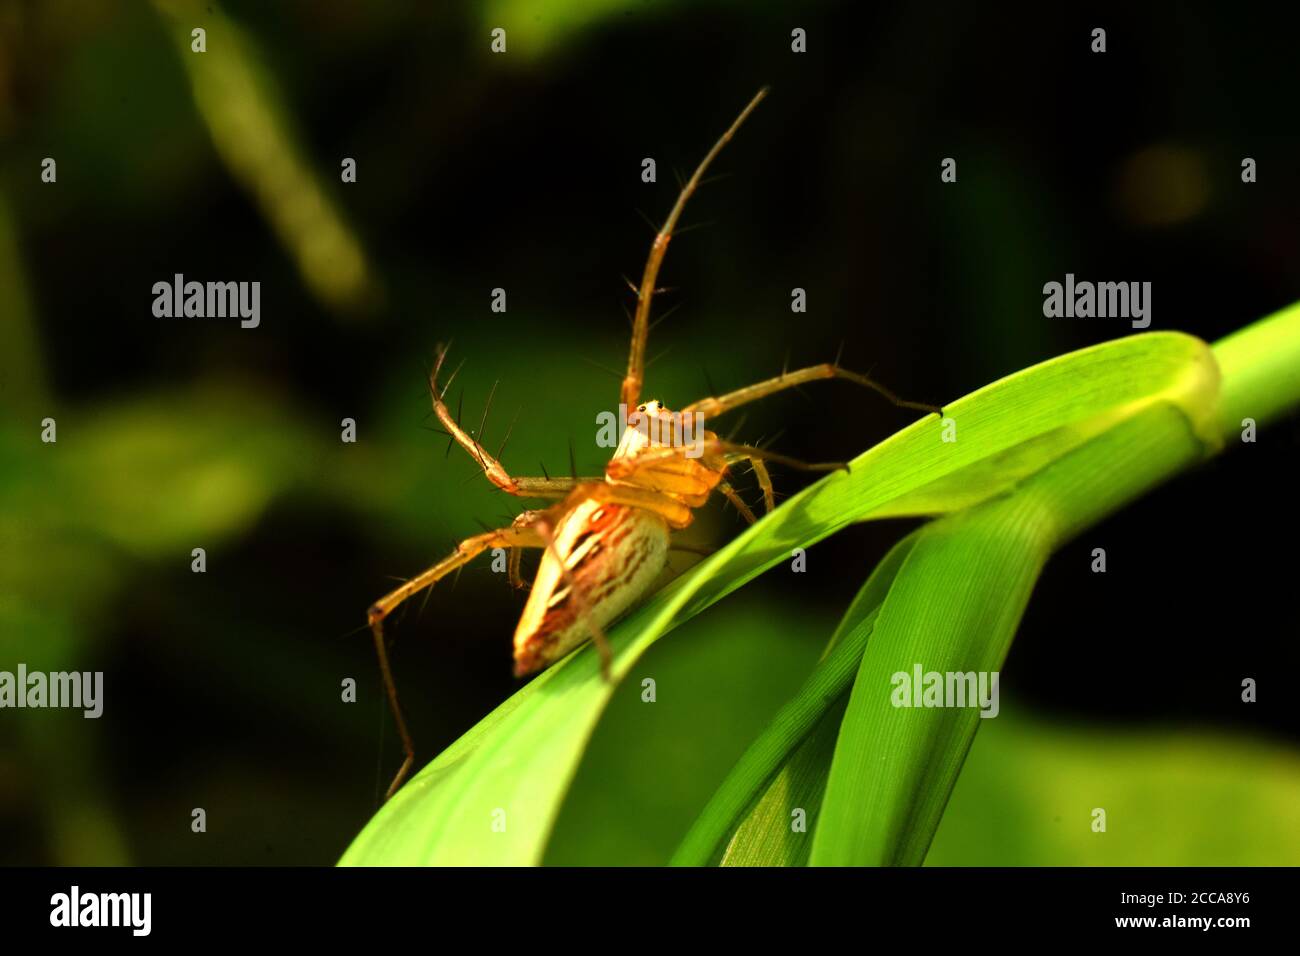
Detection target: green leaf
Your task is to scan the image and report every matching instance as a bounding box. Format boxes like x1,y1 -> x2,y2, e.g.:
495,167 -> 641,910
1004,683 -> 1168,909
669,532 -> 917,866
341,329 -> 1225,866
718,705 -> 844,867
810,398 -> 1222,865
667,302 -> 1300,868
541,594 -> 830,865
809,492 -> 1052,865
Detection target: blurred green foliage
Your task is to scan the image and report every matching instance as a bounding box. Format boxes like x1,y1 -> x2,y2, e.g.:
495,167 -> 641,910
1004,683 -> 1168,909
930,715 -> 1300,866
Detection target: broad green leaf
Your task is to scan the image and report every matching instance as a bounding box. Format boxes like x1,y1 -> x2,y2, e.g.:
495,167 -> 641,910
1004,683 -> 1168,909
341,330 -> 1222,865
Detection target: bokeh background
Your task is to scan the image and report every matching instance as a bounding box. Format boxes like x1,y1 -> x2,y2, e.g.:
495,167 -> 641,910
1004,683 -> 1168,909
1,0 -> 1297,866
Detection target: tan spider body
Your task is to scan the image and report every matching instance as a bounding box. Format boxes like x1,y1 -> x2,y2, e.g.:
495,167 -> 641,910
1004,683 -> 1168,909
367,88 -> 941,797
513,498 -> 670,676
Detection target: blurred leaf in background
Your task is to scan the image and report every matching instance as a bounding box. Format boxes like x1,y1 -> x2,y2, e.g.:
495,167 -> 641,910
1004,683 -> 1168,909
928,714 -> 1300,866
152,0 -> 380,316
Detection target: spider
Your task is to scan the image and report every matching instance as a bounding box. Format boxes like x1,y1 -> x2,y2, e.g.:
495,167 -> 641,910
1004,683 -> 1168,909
367,87 -> 941,797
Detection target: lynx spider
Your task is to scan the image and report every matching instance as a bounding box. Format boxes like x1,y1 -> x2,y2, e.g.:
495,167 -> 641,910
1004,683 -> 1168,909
367,88 -> 941,798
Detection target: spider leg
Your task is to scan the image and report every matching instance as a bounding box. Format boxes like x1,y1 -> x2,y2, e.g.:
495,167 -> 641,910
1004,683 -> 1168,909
681,361 -> 943,419
621,88 -> 769,410
367,511 -> 549,799
507,545 -> 526,589
748,457 -> 776,513
430,344 -> 599,498
716,478 -> 757,524
559,480 -> 697,529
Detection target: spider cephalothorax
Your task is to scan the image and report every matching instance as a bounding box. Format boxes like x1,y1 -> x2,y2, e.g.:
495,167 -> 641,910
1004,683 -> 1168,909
366,88 -> 942,797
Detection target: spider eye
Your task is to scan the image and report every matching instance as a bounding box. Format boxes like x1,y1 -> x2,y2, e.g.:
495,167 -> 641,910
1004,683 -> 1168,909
637,405 -> 645,413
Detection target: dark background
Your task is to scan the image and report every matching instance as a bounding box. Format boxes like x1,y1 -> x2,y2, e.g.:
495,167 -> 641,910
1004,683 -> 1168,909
1,0 -> 1297,865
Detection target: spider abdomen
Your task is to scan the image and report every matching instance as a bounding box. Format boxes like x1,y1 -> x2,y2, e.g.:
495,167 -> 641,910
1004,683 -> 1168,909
512,499 -> 669,675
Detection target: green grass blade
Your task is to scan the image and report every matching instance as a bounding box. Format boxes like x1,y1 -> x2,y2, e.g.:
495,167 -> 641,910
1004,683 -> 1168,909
669,532 -> 918,866
809,398 -> 1216,865
1212,300 -> 1300,438
809,496 -> 1051,865
717,704 -> 846,867
666,603 -> 872,866
707,301 -> 1300,868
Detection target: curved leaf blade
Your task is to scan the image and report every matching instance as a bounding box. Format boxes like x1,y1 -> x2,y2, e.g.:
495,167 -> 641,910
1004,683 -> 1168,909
670,532 -> 918,866
809,401 -> 1215,865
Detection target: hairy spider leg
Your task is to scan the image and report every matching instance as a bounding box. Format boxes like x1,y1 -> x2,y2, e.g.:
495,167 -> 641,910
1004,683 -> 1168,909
681,361 -> 943,419
367,513 -> 548,798
429,344 -> 599,498
621,87 -> 769,411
